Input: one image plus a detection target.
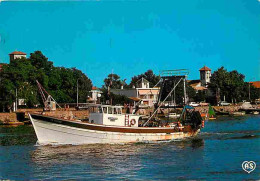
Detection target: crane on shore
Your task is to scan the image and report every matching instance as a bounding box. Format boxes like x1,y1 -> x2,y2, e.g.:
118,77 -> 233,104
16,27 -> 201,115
36,80 -> 61,111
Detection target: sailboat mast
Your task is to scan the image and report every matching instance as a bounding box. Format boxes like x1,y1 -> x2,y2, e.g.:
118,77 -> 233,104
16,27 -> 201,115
183,75 -> 187,105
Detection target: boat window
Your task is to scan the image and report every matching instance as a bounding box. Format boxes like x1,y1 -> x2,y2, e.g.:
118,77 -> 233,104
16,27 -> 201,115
108,107 -> 112,114
103,107 -> 107,114
98,107 -> 103,113
118,108 -> 122,114
89,107 -> 94,113
114,108 -> 117,114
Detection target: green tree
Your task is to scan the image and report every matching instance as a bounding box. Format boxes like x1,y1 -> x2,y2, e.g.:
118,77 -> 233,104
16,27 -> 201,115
242,82 -> 260,101
0,51 -> 92,112
129,70 -> 160,88
103,73 -> 122,89
30,51 -> 53,73
208,66 -> 256,103
194,90 -> 206,102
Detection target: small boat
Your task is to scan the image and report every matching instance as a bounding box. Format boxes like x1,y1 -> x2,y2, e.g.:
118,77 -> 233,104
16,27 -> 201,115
214,108 -> 229,115
29,105 -> 203,145
165,113 -> 181,119
208,117 -> 216,120
252,111 -> 259,115
230,112 -> 245,116
0,121 -> 24,126
205,104 -> 217,120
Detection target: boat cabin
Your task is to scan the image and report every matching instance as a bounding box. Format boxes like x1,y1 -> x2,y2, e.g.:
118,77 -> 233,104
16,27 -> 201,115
89,105 -> 140,127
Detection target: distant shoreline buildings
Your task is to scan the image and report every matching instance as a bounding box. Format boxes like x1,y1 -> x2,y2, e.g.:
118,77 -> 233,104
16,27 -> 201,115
111,77 -> 160,107
188,66 -> 212,92
0,51 -> 27,72
110,66 -> 212,107
1,50 -> 259,105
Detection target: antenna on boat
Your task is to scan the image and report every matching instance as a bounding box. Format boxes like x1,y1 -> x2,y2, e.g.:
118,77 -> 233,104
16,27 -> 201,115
36,80 -> 61,111
143,69 -> 189,127
107,69 -> 113,105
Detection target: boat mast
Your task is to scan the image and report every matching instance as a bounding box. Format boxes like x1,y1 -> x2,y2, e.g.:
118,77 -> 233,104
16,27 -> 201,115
143,69 -> 189,126
108,69 -> 113,105
183,75 -> 187,105
77,79 -> 79,107
143,77 -> 183,126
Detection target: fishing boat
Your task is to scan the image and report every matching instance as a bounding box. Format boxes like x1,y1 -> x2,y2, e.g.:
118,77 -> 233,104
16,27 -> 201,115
29,105 -> 202,145
29,70 -> 204,145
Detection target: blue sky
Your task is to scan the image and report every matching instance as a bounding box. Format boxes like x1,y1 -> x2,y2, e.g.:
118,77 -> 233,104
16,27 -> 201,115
0,0 -> 259,87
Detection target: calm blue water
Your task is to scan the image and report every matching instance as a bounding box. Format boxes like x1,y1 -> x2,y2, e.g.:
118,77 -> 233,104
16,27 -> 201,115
0,115 -> 259,180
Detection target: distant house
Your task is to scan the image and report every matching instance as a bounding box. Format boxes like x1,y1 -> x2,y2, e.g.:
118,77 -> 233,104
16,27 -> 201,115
88,87 -> 102,104
111,77 -> 160,107
250,81 -> 260,89
9,51 -> 27,62
0,51 -> 27,72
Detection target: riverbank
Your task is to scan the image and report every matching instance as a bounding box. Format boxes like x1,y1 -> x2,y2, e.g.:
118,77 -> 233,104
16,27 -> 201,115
1,105 -> 259,125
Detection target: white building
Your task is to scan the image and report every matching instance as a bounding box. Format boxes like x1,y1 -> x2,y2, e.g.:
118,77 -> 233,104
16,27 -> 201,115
88,87 -> 102,104
111,78 -> 160,107
9,51 -> 27,62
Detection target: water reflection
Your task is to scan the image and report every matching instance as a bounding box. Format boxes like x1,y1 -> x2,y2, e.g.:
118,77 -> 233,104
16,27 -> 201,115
30,139 -> 205,179
0,125 -> 36,146
31,139 -> 205,165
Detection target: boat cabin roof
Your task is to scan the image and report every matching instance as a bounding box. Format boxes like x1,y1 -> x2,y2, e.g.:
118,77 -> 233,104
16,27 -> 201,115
89,105 -> 124,114
101,105 -> 123,108
88,104 -> 123,108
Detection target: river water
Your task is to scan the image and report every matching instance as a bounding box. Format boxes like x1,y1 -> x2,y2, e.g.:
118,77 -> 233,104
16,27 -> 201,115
0,115 -> 259,180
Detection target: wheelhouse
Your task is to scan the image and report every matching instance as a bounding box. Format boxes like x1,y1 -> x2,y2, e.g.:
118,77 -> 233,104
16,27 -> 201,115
89,105 -> 123,115
88,105 -> 140,127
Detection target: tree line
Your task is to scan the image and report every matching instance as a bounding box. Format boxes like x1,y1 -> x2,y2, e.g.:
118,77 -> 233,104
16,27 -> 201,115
102,67 -> 259,105
0,51 -> 92,112
0,50 -> 259,111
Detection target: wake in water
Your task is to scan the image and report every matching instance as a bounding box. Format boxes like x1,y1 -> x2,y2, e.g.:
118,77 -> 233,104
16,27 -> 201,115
198,130 -> 260,141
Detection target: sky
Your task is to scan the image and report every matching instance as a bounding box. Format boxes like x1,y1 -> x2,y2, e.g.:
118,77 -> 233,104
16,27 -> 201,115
0,0 -> 259,87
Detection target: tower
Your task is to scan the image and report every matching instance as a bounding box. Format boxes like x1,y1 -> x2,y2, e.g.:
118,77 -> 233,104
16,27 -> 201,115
9,51 -> 27,62
199,66 -> 211,87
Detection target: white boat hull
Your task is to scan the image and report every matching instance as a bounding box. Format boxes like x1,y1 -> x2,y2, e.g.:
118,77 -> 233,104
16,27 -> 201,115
30,114 -> 200,145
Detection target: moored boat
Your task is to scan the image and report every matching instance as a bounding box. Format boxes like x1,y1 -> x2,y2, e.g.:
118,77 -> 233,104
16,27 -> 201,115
230,111 -> 246,116
165,113 -> 181,119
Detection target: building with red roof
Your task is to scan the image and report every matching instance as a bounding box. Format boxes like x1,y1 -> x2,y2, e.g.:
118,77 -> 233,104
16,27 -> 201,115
188,66 -> 212,92
199,66 -> 211,71
250,81 -> 260,89
199,66 -> 211,87
9,51 -> 27,62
